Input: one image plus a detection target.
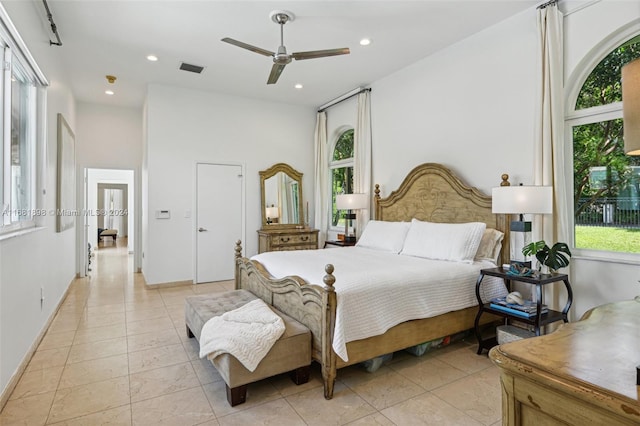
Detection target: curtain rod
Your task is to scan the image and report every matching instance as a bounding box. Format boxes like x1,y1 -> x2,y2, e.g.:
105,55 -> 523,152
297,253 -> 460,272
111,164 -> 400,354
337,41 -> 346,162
42,0 -> 62,46
317,87 -> 371,112
537,0 -> 558,10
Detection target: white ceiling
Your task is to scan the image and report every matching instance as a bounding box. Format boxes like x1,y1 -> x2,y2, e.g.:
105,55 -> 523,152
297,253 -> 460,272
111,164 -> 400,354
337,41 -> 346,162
6,1 -> 539,109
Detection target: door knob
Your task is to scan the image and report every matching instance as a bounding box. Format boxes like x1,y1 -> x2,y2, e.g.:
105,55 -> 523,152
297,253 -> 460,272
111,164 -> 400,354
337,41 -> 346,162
198,227 -> 208,232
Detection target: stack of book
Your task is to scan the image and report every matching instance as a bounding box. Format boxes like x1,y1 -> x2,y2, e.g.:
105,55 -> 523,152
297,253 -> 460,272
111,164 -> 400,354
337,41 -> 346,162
489,296 -> 548,318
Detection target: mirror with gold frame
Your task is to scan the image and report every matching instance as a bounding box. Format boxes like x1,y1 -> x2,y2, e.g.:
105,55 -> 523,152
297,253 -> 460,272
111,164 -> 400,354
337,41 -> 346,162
260,163 -> 304,229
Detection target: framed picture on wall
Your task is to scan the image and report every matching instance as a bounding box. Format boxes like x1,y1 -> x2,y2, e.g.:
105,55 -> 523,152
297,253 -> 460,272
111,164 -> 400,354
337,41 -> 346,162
56,113 -> 75,232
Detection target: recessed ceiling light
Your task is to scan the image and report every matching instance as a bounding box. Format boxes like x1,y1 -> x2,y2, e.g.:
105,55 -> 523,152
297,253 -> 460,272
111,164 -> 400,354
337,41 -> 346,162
146,55 -> 158,62
359,38 -> 371,46
294,83 -> 303,89
105,90 -> 114,95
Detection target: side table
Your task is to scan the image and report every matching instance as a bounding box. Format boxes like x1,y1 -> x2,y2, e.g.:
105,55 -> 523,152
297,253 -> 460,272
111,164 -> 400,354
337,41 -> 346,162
323,240 -> 357,248
474,267 -> 573,354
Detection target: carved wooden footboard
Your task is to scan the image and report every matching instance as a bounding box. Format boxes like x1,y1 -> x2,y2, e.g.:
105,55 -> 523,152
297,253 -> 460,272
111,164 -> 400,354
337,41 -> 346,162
234,242 -> 339,398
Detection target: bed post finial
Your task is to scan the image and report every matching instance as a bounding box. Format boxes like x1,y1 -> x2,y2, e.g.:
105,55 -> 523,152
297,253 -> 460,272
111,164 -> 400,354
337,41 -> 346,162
500,174 -> 510,186
235,240 -> 242,259
323,264 -> 336,290
374,184 -> 381,200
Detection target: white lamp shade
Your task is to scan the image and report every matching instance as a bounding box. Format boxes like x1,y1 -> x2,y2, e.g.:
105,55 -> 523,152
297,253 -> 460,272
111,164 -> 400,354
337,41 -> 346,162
491,186 -> 553,214
336,193 -> 368,210
265,206 -> 279,218
623,57 -> 640,155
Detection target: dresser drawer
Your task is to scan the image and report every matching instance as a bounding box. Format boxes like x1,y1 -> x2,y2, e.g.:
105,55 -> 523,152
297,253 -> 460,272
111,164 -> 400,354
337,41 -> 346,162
277,244 -> 316,251
258,228 -> 320,253
271,233 -> 317,247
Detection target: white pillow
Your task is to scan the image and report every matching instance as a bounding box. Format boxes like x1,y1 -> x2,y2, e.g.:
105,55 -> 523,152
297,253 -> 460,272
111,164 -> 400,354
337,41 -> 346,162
356,220 -> 410,253
474,228 -> 504,264
400,219 -> 486,263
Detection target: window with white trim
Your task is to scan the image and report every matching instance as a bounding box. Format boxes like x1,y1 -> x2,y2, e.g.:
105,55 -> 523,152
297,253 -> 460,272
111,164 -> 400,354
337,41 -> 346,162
569,34 -> 640,254
0,7 -> 47,234
329,128 -> 354,229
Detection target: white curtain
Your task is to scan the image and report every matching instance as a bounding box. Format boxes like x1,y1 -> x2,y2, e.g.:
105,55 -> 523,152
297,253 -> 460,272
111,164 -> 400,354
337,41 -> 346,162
354,91 -> 372,238
314,111 -> 329,247
534,3 -> 567,245
103,189 -> 123,232
277,172 -> 290,224
534,2 -> 568,309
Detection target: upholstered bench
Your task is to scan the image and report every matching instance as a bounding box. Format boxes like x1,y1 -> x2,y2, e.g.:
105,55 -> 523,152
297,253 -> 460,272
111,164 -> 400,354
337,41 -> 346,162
185,289 -> 311,406
98,228 -> 117,242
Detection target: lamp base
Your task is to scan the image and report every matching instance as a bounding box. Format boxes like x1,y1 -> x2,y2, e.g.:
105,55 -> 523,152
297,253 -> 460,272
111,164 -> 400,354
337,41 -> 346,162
510,221 -> 532,232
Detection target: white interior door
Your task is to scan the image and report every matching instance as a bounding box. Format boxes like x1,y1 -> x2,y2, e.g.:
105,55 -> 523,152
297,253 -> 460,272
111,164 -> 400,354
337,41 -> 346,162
196,163 -> 243,283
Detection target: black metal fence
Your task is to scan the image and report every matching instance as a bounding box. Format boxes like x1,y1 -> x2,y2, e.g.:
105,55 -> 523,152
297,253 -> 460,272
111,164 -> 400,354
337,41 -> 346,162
576,197 -> 640,227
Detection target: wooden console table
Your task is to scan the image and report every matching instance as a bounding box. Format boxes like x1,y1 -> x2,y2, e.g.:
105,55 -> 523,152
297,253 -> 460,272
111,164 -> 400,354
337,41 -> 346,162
489,299 -> 640,425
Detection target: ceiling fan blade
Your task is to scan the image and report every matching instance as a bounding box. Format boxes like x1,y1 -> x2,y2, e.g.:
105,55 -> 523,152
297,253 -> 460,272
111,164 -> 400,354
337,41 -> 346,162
221,38 -> 274,57
292,48 -> 350,61
267,63 -> 286,85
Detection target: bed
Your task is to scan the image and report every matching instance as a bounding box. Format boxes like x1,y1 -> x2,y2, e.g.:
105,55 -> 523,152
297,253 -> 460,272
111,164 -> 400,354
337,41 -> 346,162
234,163 -> 509,399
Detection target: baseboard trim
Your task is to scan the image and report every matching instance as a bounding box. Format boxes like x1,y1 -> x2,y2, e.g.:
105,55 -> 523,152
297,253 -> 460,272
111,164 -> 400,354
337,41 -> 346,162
0,277 -> 75,411
143,279 -> 193,290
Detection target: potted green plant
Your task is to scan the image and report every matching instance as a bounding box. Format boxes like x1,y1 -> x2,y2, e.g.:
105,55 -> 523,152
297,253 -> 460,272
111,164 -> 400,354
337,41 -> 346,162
522,240 -> 572,274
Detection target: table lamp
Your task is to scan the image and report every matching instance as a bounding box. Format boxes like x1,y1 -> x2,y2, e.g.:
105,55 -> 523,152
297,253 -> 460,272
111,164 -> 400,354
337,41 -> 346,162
492,184 -> 553,267
336,193 -> 368,242
265,205 -> 279,225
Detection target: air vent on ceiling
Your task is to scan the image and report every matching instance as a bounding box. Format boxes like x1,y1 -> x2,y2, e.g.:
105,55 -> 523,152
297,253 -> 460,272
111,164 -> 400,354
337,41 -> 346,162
179,62 -> 205,74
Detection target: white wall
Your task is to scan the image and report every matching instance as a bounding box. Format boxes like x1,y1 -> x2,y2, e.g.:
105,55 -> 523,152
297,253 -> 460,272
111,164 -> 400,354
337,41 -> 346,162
0,1 -> 76,398
76,103 -> 142,169
371,8 -> 537,195
143,84 -> 315,285
76,103 -> 142,272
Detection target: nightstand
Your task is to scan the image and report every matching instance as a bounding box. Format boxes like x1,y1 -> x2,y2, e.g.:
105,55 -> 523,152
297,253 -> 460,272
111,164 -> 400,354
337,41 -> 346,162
323,240 -> 357,248
474,267 -> 573,354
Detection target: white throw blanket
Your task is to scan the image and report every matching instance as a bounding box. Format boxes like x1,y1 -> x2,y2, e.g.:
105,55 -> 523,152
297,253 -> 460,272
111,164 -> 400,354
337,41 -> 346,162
198,299 -> 285,372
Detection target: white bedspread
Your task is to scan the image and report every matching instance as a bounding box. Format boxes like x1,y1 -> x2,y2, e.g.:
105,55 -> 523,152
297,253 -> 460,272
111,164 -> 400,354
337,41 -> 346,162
198,299 -> 285,372
252,247 -> 506,362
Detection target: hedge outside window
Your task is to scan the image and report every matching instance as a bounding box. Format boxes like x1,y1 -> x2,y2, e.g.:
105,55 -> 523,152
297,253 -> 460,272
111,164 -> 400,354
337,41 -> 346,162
330,129 -> 354,228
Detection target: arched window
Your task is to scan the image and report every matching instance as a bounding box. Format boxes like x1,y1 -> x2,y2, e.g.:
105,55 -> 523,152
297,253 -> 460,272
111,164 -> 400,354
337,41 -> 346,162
329,129 -> 354,228
569,34 -> 640,254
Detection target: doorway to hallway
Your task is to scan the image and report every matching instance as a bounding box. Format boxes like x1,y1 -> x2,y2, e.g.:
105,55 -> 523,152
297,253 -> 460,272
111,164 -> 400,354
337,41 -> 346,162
83,168 -> 137,277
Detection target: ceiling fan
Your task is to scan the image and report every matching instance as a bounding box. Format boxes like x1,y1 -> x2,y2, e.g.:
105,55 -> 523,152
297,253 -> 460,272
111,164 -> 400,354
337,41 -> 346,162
221,10 -> 350,85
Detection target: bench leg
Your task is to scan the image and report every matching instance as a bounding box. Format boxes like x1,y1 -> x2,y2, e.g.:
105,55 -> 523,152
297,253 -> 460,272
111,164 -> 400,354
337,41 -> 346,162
186,325 -> 194,339
289,365 -> 310,385
226,384 -> 247,406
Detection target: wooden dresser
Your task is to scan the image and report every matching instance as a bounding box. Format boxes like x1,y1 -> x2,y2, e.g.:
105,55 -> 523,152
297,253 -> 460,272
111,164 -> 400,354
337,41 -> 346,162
257,228 -> 319,253
489,299 -> 640,425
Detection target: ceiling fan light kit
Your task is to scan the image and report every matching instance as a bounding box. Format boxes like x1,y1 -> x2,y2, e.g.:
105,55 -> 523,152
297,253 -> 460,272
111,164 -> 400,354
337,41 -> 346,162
270,10 -> 294,24
222,10 -> 350,85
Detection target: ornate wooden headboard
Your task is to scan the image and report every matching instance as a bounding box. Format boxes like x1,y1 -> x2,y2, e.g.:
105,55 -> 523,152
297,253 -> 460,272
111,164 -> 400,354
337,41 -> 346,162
374,163 -> 509,265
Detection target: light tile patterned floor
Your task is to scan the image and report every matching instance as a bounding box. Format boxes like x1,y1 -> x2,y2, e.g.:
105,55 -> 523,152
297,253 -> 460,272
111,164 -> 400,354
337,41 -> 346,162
0,240 -> 503,425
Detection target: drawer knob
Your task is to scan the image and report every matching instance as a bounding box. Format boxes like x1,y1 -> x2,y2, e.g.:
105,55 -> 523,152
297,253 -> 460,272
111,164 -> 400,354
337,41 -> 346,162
281,237 -> 290,242
301,236 -> 308,241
